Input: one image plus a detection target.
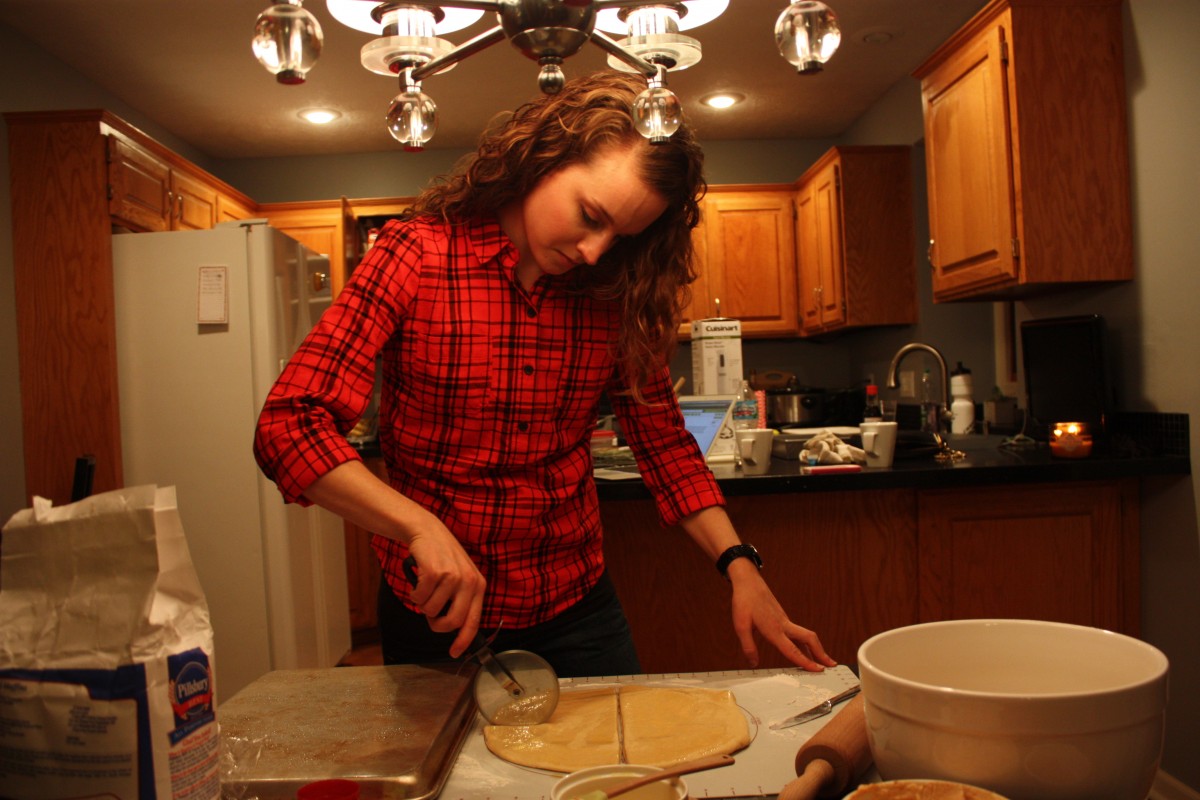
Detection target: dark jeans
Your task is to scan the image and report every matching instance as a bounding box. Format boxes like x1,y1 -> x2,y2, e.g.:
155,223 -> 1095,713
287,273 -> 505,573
377,569 -> 642,678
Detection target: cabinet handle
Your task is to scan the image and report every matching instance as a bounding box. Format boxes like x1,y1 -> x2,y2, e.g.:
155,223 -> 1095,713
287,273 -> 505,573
176,194 -> 183,220
167,190 -> 175,219
927,238 -> 935,267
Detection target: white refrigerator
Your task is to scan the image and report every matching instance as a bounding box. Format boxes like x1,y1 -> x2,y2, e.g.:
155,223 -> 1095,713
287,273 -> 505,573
112,220 -> 351,704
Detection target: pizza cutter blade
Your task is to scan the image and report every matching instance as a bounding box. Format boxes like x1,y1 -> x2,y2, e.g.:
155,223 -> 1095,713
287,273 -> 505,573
471,645 -> 560,725
401,555 -> 559,725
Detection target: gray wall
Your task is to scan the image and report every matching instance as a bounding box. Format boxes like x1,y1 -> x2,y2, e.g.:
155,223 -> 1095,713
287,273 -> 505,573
3,0 -> 1199,788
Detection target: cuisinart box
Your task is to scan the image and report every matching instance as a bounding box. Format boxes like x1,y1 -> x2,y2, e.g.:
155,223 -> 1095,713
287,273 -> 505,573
690,318 -> 743,396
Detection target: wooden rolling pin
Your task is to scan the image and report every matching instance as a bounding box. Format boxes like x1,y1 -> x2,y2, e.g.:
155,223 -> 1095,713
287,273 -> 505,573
777,694 -> 873,800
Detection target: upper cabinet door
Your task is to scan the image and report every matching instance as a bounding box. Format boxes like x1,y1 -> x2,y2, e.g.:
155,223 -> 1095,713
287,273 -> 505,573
915,0 -> 1131,301
169,169 -> 218,231
921,21 -> 1017,298
795,146 -> 917,337
797,158 -> 846,334
691,188 -> 800,338
108,136 -> 172,232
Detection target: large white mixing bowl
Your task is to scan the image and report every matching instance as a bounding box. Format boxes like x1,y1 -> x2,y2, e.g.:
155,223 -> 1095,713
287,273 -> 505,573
857,619 -> 1168,800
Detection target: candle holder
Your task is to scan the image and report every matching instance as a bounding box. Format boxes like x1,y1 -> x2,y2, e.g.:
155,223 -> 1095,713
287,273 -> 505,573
1050,421 -> 1093,458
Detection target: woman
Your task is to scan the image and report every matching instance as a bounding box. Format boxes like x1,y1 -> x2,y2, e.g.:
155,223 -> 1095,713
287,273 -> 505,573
254,71 -> 835,678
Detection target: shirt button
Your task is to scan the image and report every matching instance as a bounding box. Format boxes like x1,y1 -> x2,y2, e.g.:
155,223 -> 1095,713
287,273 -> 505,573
517,422 -> 529,432
525,306 -> 537,318
522,364 -> 534,376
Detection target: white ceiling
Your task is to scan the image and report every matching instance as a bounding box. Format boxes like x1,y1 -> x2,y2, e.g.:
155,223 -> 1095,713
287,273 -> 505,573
0,1 -> 987,159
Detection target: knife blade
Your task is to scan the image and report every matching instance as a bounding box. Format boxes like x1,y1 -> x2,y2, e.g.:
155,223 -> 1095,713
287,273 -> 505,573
769,684 -> 861,730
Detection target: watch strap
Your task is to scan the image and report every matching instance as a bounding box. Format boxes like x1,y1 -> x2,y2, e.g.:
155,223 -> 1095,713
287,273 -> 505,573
716,543 -> 763,579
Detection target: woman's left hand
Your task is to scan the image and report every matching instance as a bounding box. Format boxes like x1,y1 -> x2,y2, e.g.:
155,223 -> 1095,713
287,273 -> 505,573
678,506 -> 837,671
726,559 -> 837,671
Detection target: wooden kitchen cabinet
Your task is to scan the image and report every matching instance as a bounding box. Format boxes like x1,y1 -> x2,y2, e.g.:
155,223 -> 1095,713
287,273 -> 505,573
917,479 -> 1140,635
682,186 -> 800,338
5,109 -> 256,504
260,196 -> 417,298
107,133 -> 235,232
600,479 -> 1139,673
602,489 -> 921,673
914,0 -> 1132,301
217,191 -> 257,225
796,146 -> 916,335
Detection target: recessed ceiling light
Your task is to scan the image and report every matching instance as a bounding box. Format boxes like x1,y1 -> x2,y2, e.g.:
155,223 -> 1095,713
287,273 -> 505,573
299,108 -> 342,125
860,28 -> 895,45
701,92 -> 745,110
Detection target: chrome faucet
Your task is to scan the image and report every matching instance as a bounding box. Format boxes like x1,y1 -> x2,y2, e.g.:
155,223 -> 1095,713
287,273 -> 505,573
886,342 -> 951,432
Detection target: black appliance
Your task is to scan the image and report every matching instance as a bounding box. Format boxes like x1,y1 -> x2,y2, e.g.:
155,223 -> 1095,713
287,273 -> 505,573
1020,314 -> 1115,441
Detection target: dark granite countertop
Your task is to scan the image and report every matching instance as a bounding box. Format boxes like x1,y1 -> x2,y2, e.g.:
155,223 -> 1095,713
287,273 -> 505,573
352,413 -> 1190,500
595,431 -> 1191,500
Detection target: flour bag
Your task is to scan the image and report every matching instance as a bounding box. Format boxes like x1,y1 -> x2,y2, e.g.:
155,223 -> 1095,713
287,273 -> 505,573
0,485 -> 219,799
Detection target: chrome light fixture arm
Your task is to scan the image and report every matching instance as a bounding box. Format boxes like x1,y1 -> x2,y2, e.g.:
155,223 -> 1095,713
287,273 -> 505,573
410,24 -> 508,82
588,28 -> 658,77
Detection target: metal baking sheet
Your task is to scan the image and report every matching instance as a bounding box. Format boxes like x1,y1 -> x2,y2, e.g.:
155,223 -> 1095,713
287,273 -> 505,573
441,665 -> 861,799
219,664 -> 480,799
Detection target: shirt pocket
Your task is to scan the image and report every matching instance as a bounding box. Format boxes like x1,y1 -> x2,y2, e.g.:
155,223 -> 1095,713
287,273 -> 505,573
408,322 -> 493,418
553,334 -> 616,424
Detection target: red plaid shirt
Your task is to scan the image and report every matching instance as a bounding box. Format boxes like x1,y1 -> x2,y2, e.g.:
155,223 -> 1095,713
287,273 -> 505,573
254,217 -> 724,628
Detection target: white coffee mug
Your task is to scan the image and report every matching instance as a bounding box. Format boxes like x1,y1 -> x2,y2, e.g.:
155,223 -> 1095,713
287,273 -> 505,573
735,429 -> 774,475
860,421 -> 899,468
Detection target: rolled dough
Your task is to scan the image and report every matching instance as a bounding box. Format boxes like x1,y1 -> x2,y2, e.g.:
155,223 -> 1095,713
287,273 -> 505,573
483,684 -> 749,772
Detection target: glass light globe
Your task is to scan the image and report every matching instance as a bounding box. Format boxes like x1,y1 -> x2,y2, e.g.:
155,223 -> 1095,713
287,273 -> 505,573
252,3 -> 324,85
775,0 -> 841,74
386,87 -> 438,151
632,84 -> 682,144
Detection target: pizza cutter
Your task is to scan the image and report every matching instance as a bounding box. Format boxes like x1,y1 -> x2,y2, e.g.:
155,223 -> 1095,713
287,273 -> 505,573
402,556 -> 559,725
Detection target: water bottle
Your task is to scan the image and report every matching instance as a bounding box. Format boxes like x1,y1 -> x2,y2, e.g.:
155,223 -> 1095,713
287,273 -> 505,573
732,380 -> 759,467
950,361 -> 975,434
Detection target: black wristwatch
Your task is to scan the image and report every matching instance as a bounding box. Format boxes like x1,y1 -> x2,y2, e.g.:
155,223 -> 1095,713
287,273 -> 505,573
716,544 -> 763,579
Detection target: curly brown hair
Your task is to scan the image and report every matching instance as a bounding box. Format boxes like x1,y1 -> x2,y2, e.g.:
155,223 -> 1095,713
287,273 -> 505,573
403,70 -> 707,400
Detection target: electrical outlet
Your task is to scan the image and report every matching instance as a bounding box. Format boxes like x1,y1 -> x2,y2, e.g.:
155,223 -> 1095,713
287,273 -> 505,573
899,370 -> 916,398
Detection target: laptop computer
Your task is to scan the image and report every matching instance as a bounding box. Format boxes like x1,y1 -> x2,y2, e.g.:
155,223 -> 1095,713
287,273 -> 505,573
594,395 -> 737,479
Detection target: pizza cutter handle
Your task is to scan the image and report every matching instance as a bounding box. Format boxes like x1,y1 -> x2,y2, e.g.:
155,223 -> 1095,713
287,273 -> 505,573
402,555 -> 527,699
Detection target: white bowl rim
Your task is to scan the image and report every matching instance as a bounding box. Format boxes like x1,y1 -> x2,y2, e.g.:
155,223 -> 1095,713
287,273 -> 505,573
857,618 -> 1169,701
551,764 -> 686,800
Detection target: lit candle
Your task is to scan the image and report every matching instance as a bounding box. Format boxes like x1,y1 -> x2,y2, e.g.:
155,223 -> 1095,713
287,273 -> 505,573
1050,421 -> 1093,458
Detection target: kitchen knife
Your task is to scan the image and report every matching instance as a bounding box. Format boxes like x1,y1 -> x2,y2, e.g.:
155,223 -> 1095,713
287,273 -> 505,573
770,684 -> 861,730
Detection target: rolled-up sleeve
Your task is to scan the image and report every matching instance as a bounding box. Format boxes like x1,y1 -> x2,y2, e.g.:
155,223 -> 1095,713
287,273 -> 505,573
608,369 -> 725,526
253,221 -> 418,504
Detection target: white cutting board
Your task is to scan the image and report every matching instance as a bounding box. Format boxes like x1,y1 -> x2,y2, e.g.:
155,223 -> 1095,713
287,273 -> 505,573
441,665 -> 860,799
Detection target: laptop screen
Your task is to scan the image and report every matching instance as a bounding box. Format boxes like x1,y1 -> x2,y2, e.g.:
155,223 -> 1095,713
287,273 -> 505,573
678,396 -> 736,458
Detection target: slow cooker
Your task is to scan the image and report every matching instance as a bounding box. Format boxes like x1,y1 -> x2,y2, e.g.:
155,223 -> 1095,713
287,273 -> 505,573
766,387 -> 825,426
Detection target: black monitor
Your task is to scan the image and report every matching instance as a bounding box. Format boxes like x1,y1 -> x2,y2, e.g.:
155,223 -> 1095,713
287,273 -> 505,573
1020,315 -> 1115,441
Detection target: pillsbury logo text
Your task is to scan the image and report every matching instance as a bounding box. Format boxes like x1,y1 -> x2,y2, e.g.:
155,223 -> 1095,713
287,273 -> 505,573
167,648 -> 215,740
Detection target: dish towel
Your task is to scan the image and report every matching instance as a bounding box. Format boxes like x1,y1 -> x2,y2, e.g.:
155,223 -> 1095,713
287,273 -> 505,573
799,430 -> 866,465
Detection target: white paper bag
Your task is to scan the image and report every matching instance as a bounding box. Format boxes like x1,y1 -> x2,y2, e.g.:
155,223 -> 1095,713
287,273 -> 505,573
0,485 -> 219,799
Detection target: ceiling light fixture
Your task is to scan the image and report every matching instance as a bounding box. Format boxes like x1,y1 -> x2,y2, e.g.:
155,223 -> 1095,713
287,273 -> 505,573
299,108 -> 343,124
775,0 -> 841,74
701,92 -> 744,110
253,1 -> 841,149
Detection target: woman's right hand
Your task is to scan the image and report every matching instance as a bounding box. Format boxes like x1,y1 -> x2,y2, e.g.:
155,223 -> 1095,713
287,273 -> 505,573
403,520 -> 486,658
303,460 -> 486,659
